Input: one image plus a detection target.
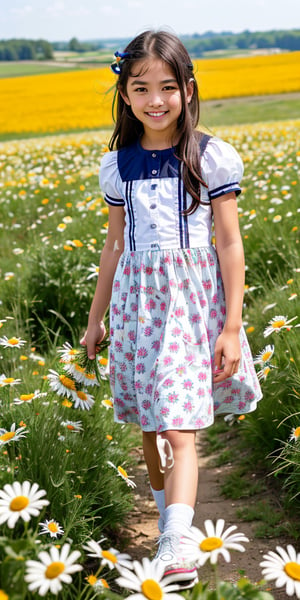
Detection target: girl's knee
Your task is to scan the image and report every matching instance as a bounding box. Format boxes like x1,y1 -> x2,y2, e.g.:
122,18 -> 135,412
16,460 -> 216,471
160,430 -> 195,451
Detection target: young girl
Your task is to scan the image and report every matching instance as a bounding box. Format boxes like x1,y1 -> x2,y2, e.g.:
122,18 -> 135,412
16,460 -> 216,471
82,30 -> 262,585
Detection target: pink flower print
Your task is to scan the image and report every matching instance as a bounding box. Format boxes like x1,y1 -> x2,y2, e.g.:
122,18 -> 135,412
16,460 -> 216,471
232,388 -> 241,395
172,326 -> 182,337
176,256 -> 183,266
154,390 -> 159,401
125,352 -> 134,361
144,326 -> 153,337
115,398 -> 125,407
141,415 -> 149,427
123,313 -> 131,322
183,278 -> 190,289
219,380 -> 231,389
200,298 -> 207,308
123,265 -> 131,275
172,416 -> 184,427
119,362 -> 127,372
136,363 -> 146,374
163,356 -> 173,366
176,365 -> 186,376
185,353 -> 195,363
160,285 -> 168,294
195,418 -> 205,427
210,309 -> 217,319
147,298 -> 156,310
184,400 -> 193,412
128,330 -> 136,342
191,314 -> 201,324
145,383 -> 153,395
159,266 -> 165,275
142,400 -> 151,410
224,395 -> 234,404
153,317 -> 163,328
160,302 -> 167,312
163,378 -> 174,388
169,279 -> 176,287
200,259 -> 207,268
114,281 -> 120,290
137,347 -> 148,358
203,280 -> 212,290
146,286 -> 154,295
175,307 -> 184,317
208,253 -> 215,266
238,401 -> 246,410
152,340 -> 161,351
130,285 -> 137,294
190,292 -> 196,304
183,379 -> 193,390
161,406 -> 170,416
112,305 -> 121,315
115,341 -> 123,352
245,390 -> 255,401
167,392 -> 179,403
212,293 -> 218,304
131,303 -> 138,312
198,372 -> 207,381
221,305 -> 226,316
169,342 -> 180,353
135,380 -> 143,391
183,333 -> 192,343
145,266 -> 153,275
207,329 -> 214,341
121,382 -> 128,391
197,388 -> 205,397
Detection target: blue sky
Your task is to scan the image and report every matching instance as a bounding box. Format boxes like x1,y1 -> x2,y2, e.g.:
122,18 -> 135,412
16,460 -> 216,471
1,0 -> 299,41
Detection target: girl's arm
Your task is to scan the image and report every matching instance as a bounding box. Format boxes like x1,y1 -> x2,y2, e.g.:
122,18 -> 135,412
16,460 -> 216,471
211,192 -> 245,381
81,205 -> 125,359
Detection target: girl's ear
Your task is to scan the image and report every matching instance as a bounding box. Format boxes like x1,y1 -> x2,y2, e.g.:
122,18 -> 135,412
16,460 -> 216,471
119,86 -> 131,106
186,78 -> 194,104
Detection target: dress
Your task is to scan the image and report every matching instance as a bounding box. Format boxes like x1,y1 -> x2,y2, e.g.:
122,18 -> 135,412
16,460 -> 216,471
100,136 -> 262,432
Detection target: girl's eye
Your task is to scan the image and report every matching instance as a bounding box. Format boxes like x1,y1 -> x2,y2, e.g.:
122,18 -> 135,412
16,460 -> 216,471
135,87 -> 147,93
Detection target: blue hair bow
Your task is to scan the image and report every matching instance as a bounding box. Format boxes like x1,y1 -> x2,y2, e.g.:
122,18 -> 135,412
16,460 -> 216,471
111,51 -> 130,75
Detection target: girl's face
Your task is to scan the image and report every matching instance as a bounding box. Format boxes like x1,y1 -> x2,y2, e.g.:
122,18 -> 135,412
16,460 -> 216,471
121,58 -> 193,147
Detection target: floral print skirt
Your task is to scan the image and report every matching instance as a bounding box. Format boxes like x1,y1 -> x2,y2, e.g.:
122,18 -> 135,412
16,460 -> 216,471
109,246 -> 262,432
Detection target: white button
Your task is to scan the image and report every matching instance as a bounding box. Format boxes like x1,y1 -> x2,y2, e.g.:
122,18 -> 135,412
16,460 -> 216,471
152,169 -> 157,175
150,223 -> 157,229
152,153 -> 157,158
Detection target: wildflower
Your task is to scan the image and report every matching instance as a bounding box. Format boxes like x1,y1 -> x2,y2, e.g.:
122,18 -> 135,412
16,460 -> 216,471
13,390 -> 43,404
73,389 -> 95,410
86,264 -> 99,280
0,481 -> 49,529
264,315 -> 297,337
63,362 -> 99,387
25,543 -> 82,596
86,574 -> 109,588
107,461 -> 136,488
0,423 -> 28,445
0,336 -> 26,348
116,557 -> 182,600
61,420 -> 83,432
290,427 -> 300,442
83,539 -> 133,570
39,519 -> 64,538
102,397 -> 113,409
0,375 -> 22,387
57,342 -> 79,362
181,519 -> 249,566
257,366 -> 271,381
260,544 -> 300,598
0,590 -> 9,600
47,369 -> 77,398
253,344 -> 275,366
62,399 -> 73,408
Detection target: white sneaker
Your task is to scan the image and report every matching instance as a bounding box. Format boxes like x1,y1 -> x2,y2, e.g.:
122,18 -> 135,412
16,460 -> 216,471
154,533 -> 198,589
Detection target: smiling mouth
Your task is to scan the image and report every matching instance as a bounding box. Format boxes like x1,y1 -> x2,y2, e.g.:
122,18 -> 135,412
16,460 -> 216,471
147,111 -> 167,118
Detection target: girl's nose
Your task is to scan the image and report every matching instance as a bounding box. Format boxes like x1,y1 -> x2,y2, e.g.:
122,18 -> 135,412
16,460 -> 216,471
148,94 -> 163,107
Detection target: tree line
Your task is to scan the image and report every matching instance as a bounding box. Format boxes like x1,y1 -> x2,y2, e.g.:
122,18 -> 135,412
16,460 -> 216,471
0,39 -> 53,61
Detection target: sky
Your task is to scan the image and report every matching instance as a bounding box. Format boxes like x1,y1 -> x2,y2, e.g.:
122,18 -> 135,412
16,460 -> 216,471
1,0 -> 299,42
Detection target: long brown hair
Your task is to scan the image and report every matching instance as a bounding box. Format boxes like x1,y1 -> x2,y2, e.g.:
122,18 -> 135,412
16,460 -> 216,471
109,30 -> 207,213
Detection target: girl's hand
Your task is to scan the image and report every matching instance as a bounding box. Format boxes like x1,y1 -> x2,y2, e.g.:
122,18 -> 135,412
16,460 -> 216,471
80,321 -> 106,360
213,330 -> 241,382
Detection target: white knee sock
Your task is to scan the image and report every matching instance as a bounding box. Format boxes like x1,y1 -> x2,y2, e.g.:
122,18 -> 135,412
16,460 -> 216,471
163,503 -> 194,537
150,486 -> 165,532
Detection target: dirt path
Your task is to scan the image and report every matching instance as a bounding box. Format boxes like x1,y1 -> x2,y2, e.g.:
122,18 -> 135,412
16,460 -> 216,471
124,433 -> 294,600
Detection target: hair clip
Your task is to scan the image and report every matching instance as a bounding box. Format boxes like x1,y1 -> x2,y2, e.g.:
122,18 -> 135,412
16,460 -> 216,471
111,51 -> 130,75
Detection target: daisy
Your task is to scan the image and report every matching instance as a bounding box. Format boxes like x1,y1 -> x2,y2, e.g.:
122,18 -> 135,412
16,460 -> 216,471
290,427 -> 300,442
253,345 -> 275,366
102,397 -> 114,409
116,557 -> 182,600
0,336 -> 26,349
181,519 -> 249,566
0,481 -> 49,529
86,263 -> 99,280
0,423 -> 28,445
83,538 -> 133,570
47,369 -> 77,399
73,389 -> 95,410
39,519 -> 64,538
0,375 -> 22,387
86,574 -> 110,589
61,420 -> 83,433
260,544 -> 300,598
57,342 -> 79,362
264,315 -> 297,337
107,461 -> 136,488
63,362 -> 99,387
257,366 -> 272,381
13,390 -> 44,404
25,543 -> 82,596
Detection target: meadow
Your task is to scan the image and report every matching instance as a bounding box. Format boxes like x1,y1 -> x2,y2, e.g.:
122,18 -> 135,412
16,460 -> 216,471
0,51 -> 299,598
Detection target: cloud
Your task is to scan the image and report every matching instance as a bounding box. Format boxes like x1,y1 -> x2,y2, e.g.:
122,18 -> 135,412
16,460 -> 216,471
11,4 -> 33,16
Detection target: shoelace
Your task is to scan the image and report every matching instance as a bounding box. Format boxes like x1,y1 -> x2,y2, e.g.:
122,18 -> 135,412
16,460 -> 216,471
155,533 -> 181,560
156,434 -> 174,473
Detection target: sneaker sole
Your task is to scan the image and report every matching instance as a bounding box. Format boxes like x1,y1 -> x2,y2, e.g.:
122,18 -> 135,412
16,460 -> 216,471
168,575 -> 199,590
164,564 -> 198,579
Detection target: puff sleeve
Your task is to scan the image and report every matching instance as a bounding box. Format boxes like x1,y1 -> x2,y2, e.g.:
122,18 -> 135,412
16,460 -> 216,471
202,137 -> 244,201
99,150 -> 125,206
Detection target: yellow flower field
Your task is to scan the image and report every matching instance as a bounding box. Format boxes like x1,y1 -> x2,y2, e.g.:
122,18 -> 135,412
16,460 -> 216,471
0,51 -> 299,136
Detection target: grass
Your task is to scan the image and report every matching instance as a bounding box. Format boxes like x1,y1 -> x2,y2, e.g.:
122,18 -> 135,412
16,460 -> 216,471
0,62 -> 80,78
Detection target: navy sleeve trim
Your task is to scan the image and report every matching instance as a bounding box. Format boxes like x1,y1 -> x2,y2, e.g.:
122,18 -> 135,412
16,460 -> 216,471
105,193 -> 125,206
209,182 -> 241,200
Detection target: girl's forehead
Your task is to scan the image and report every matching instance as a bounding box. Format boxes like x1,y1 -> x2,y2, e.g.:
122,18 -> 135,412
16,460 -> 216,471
129,57 -> 176,80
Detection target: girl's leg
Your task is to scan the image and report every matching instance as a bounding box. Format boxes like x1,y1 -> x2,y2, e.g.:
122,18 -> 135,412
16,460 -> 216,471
142,431 -> 165,531
162,430 -> 198,507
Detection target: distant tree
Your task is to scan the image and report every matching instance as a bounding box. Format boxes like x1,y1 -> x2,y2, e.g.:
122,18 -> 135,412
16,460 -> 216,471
68,37 -> 83,52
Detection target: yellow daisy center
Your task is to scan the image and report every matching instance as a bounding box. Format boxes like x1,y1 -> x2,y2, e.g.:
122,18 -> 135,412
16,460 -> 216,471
0,432 -> 15,442
293,427 -> 300,438
272,319 -> 285,329
45,561 -> 65,579
75,364 -> 85,373
7,338 -> 20,346
118,466 -> 128,478
48,522 -> 59,533
86,575 -> 97,585
10,495 -> 29,511
200,536 -> 223,552
59,375 -> 76,390
85,373 -> 96,380
284,562 -> 300,581
77,391 -> 87,400
100,578 -> 109,588
141,579 -> 163,600
66,424 -> 76,430
20,394 -> 34,402
0,590 -> 9,600
101,550 -> 117,564
3,378 -> 15,384
262,351 -> 272,362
